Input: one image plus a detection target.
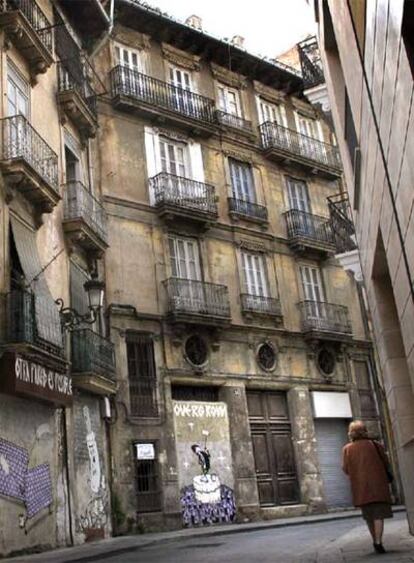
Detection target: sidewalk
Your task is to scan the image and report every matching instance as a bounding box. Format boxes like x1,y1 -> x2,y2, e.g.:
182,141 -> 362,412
1,507 -> 409,563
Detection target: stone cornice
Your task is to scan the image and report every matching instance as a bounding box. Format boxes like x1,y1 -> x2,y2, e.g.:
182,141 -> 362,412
291,96 -> 317,118
161,42 -> 200,71
253,80 -> 286,104
113,25 -> 151,50
211,62 -> 248,89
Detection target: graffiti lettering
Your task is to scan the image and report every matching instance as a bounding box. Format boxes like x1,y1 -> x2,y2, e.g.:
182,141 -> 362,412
15,357 -> 72,397
174,402 -> 227,418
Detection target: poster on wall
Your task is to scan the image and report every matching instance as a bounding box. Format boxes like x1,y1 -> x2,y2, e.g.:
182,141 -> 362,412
173,400 -> 236,527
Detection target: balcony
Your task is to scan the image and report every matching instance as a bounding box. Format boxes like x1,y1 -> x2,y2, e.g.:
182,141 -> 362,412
327,193 -> 357,254
228,197 -> 268,226
110,65 -> 217,137
63,181 -> 108,256
163,278 -> 231,326
71,328 -> 116,395
150,172 -> 218,227
259,122 -> 342,179
216,110 -> 254,138
284,209 -> 335,257
0,115 -> 59,212
241,294 -> 283,323
57,59 -> 98,141
2,289 -> 64,364
0,0 -> 53,79
299,300 -> 352,342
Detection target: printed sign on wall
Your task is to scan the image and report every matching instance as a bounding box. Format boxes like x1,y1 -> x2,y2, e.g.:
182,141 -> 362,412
173,401 -> 236,527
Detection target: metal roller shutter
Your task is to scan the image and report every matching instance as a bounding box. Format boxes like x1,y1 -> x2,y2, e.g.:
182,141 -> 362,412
315,419 -> 353,508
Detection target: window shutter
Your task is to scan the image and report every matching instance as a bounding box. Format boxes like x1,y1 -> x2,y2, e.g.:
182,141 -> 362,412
145,127 -> 160,205
188,142 -> 204,182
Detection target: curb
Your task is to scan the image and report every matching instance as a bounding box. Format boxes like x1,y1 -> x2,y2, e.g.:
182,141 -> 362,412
61,507 -> 407,563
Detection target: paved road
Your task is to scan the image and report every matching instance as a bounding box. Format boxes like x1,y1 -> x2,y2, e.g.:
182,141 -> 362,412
93,513 -> 413,563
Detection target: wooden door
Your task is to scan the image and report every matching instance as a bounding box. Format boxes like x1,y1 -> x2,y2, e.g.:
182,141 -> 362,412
247,391 -> 299,506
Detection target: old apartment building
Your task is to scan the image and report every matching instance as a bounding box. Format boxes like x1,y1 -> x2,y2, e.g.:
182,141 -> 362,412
0,0 -> 387,556
314,0 -> 414,533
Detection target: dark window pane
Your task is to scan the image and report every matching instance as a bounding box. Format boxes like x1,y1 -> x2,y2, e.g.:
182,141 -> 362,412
126,334 -> 158,417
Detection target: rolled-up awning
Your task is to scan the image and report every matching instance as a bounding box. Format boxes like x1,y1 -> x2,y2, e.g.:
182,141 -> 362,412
10,216 -> 63,349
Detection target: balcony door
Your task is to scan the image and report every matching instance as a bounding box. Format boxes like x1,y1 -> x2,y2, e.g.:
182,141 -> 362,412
6,64 -> 29,160
115,44 -> 144,95
300,265 -> 325,319
242,252 -> 268,310
218,84 -> 241,116
286,178 -> 313,236
258,100 -> 285,126
169,236 -> 205,311
169,66 -> 194,115
229,159 -> 256,203
295,114 -> 324,160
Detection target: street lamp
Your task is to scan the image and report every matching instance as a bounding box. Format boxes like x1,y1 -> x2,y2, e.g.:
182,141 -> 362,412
56,274 -> 105,330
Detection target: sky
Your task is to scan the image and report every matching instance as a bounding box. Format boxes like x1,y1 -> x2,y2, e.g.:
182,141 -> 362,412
144,0 -> 316,59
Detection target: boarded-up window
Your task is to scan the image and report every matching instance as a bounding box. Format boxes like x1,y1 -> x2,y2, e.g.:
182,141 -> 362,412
354,360 -> 377,418
127,333 -> 158,417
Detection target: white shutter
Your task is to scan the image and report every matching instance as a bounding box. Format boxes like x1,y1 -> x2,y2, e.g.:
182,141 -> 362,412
144,127 -> 160,205
188,142 -> 204,182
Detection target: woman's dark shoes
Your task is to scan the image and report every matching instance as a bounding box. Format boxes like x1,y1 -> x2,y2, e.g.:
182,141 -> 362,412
373,543 -> 386,554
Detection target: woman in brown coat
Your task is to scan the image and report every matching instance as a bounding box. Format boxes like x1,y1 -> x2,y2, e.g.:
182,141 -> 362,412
342,420 -> 393,554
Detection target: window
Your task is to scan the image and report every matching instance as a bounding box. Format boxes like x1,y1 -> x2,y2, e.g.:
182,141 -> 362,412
345,90 -> 358,172
402,0 -> 414,77
7,63 -> 29,118
159,137 -> 188,177
169,236 -> 201,280
134,442 -> 161,513
229,159 -> 256,202
127,333 -> 158,417
295,113 -> 322,141
354,360 -> 377,418
171,385 -> 219,401
241,252 -> 268,297
286,177 -> 311,212
258,99 -> 286,126
300,265 -> 325,318
115,43 -> 144,72
218,84 -> 241,115
169,66 -> 192,90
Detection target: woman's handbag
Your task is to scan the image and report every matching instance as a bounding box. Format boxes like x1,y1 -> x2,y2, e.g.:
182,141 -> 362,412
372,440 -> 394,484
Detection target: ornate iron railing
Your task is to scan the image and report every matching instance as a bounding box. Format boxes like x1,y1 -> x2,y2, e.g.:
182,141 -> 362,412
63,181 -> 108,244
2,289 -> 63,355
298,36 -> 325,89
241,294 -> 282,317
299,300 -> 352,334
327,192 -> 357,254
0,115 -> 59,193
260,121 -> 341,170
228,197 -> 268,222
71,328 -> 115,379
0,0 -> 53,52
163,278 -> 230,319
57,60 -> 98,119
284,209 -> 334,246
216,110 -> 253,133
110,65 -> 216,124
149,172 -> 217,216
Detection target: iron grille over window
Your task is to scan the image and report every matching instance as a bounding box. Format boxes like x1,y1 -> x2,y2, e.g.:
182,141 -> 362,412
135,447 -> 161,513
172,385 -> 219,402
127,333 -> 158,417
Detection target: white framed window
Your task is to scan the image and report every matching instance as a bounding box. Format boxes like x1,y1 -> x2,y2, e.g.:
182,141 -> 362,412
286,177 -> 311,213
168,236 -> 201,281
294,113 -> 323,141
159,137 -> 188,177
257,98 -> 286,127
114,43 -> 144,73
218,84 -> 241,116
299,265 -> 326,319
229,158 -> 256,202
7,62 -> 29,118
169,66 -> 192,91
241,252 -> 268,297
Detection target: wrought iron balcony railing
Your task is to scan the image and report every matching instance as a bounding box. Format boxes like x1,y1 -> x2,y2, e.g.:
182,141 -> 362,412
284,209 -> 334,246
150,172 -> 218,216
298,36 -> 325,89
0,115 -> 59,193
327,192 -> 357,254
0,0 -> 53,53
241,294 -> 282,317
299,300 -> 352,335
71,328 -> 116,379
260,121 -> 341,171
63,181 -> 108,244
228,197 -> 268,222
2,289 -> 63,356
216,110 -> 253,134
110,65 -> 216,124
57,60 -> 98,119
163,278 -> 231,320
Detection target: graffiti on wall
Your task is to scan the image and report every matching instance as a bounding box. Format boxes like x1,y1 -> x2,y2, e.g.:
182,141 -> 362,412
75,405 -> 108,538
173,401 -> 236,527
0,438 -> 52,520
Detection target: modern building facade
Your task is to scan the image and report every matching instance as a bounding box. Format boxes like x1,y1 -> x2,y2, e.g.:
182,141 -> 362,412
95,0 -> 382,533
314,0 -> 414,532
